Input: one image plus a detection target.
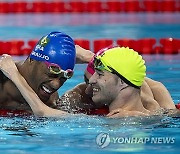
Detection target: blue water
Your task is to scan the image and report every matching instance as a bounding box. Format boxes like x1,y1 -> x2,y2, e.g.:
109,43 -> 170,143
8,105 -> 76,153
0,13 -> 180,153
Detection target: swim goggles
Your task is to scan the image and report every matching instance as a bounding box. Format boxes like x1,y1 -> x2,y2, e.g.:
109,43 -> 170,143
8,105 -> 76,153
44,62 -> 73,79
94,55 -> 115,74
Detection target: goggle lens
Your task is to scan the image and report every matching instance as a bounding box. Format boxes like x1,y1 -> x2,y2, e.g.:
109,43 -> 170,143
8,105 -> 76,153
45,62 -> 73,79
94,57 -> 107,72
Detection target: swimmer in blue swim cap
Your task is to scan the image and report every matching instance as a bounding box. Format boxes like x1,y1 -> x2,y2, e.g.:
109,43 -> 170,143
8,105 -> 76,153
0,31 -> 76,111
27,31 -> 76,104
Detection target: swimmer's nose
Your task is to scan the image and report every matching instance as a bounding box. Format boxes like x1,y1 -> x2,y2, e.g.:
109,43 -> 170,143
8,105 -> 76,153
89,72 -> 98,85
49,78 -> 62,90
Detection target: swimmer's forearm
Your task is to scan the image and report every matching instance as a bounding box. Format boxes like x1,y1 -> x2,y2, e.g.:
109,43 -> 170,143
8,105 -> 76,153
12,71 -> 68,117
75,45 -> 94,63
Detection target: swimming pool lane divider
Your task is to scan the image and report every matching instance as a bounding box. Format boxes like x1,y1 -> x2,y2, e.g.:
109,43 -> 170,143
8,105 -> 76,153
0,38 -> 179,55
0,0 -> 179,13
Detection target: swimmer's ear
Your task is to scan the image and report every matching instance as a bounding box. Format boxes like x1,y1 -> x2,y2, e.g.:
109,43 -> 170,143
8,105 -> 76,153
118,78 -> 128,88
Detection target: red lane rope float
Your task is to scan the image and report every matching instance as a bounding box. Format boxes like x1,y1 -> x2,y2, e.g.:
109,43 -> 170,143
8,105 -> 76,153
10,1 -> 28,13
176,103 -> 180,110
106,1 -> 123,12
134,38 -> 156,54
8,40 -> 25,55
160,38 -> 180,54
117,39 -> 136,50
159,0 -> 177,12
74,39 -> 90,50
86,1 -> 105,13
143,0 -> 160,12
93,39 -> 113,54
0,38 -> 179,55
69,1 -> 85,13
0,41 -> 11,55
0,0 -> 179,13
47,2 -> 67,13
124,0 -> 142,12
0,2 -> 9,13
143,0 -> 178,12
0,109 -> 31,117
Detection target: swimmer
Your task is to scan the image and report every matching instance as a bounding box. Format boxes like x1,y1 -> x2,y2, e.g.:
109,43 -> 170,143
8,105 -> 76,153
0,31 -> 89,113
0,47 -> 178,117
57,46 -> 176,115
88,47 -> 173,117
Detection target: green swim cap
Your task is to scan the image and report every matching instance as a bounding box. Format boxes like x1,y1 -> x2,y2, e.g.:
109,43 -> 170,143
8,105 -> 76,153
94,47 -> 146,88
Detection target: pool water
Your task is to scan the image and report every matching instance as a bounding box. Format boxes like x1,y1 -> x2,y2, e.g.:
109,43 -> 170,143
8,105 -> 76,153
0,54 -> 179,154
0,13 -> 180,153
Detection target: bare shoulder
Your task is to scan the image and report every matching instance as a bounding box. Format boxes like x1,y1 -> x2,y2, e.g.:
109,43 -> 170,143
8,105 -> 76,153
145,77 -> 162,86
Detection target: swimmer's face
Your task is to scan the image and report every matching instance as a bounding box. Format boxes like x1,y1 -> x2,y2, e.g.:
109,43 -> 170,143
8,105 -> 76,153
28,59 -> 67,102
89,69 -> 120,107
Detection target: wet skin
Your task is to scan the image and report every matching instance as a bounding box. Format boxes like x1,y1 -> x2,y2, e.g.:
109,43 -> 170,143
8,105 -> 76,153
0,58 -> 66,112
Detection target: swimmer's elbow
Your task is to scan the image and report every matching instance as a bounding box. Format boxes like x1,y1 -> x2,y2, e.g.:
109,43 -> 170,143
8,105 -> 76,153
33,108 -> 46,117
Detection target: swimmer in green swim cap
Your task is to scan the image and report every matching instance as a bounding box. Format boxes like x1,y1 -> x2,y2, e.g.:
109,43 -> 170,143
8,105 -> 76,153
88,46 -> 177,117
88,47 -> 149,116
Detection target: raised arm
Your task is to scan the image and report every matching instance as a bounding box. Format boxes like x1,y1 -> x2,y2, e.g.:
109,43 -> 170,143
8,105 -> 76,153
0,54 -> 68,117
75,45 -> 94,63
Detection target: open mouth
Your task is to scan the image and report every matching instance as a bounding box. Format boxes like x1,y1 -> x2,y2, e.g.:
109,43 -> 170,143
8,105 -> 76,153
92,87 -> 100,96
41,85 -> 52,94
38,84 -> 54,101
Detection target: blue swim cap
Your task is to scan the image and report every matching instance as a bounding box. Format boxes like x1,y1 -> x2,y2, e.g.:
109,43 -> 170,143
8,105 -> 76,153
29,31 -> 76,70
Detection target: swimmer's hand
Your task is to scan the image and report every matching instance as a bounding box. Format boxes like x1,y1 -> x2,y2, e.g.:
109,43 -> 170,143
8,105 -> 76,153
75,45 -> 94,63
0,54 -> 18,80
106,108 -> 149,118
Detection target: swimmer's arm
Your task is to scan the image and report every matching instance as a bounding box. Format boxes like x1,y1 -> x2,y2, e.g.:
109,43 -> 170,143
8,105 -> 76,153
10,72 -> 68,117
145,77 -> 175,109
12,73 -> 68,117
57,83 -> 93,113
141,80 -> 160,111
75,45 -> 94,63
0,55 -> 68,117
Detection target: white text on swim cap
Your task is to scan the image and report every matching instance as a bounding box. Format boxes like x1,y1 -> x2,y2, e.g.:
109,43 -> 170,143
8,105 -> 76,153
31,51 -> 50,61
35,44 -> 44,51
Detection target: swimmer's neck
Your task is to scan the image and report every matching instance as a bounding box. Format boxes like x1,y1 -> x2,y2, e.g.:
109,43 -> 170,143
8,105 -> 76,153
109,87 -> 149,114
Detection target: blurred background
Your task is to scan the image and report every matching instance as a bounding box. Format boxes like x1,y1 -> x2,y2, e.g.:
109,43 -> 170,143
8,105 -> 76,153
0,0 -> 179,55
